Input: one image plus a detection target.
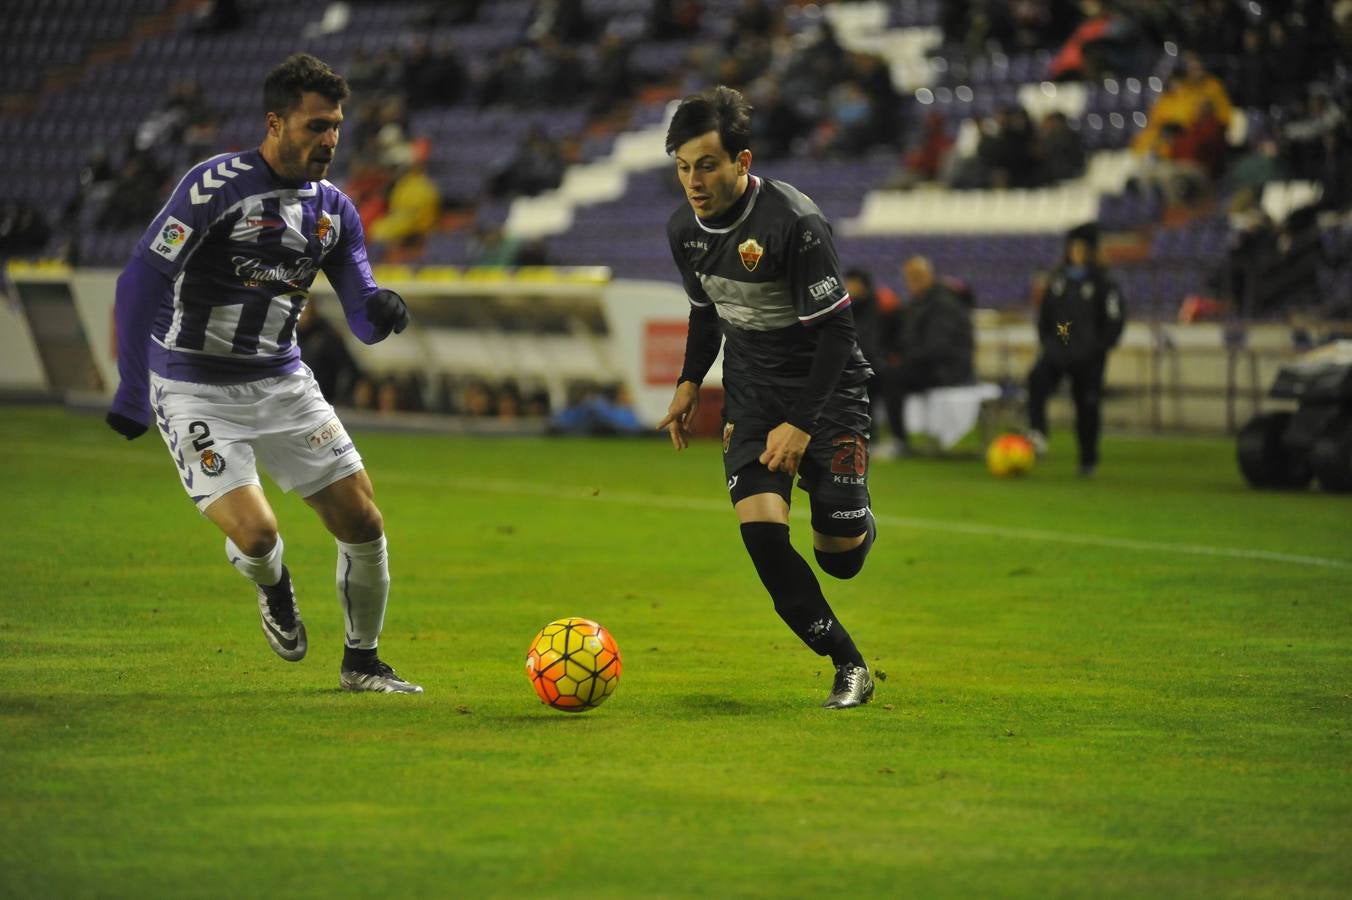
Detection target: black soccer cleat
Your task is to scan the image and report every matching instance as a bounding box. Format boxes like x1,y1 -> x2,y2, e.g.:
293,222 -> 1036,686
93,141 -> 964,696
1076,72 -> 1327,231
823,663 -> 874,709
257,566 -> 306,662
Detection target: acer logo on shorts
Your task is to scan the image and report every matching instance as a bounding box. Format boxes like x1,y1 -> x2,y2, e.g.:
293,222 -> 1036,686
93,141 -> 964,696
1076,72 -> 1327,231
830,508 -> 868,519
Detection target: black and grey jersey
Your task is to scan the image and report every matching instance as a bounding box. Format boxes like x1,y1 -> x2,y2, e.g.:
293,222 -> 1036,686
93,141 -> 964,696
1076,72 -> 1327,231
666,175 -> 871,429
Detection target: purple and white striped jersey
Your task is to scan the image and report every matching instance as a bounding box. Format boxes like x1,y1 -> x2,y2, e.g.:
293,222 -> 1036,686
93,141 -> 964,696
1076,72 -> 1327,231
132,148 -> 381,384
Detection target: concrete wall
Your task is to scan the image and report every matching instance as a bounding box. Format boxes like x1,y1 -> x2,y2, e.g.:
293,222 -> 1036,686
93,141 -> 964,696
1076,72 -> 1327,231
2,266 -> 1314,434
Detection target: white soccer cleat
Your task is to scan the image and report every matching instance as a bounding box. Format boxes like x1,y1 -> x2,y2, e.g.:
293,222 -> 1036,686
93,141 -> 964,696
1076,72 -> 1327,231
1026,429 -> 1049,457
823,663 -> 875,709
340,659 -> 423,694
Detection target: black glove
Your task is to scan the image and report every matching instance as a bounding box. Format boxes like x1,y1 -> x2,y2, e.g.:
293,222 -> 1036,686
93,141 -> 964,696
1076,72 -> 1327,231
365,289 -> 409,339
106,411 -> 148,440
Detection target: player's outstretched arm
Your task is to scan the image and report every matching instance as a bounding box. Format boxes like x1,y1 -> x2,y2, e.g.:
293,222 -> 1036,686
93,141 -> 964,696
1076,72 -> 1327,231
106,257 -> 172,440
657,381 -> 701,450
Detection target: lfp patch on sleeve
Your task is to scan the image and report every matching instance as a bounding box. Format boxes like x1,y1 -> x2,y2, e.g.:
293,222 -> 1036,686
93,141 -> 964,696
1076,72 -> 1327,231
307,417 -> 347,451
151,216 -> 194,261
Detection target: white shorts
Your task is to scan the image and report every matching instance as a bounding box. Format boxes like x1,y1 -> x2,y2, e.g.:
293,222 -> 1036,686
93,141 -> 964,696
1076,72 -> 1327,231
149,366 -> 364,512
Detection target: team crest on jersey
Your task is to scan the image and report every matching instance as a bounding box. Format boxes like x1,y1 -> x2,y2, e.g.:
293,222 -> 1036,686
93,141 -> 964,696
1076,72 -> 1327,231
199,448 -> 227,477
738,238 -> 764,272
152,216 -> 193,261
722,421 -> 735,453
315,212 -> 337,252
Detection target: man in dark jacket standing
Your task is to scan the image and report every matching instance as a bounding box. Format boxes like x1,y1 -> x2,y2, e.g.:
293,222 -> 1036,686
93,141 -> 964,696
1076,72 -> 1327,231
883,255 -> 974,454
1027,223 -> 1126,476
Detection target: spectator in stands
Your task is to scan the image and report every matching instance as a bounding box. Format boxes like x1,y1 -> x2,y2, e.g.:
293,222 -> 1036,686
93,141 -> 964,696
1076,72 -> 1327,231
1036,110 -> 1086,184
1229,27 -> 1271,109
402,38 -> 467,109
467,223 -> 526,267
488,125 -> 566,199
1282,83 -> 1348,187
1224,136 -> 1286,198
979,106 -> 1039,189
1048,0 -> 1149,80
413,0 -> 483,28
1131,53 -> 1233,160
887,111 -> 953,190
551,383 -> 643,435
369,140 -> 441,252
1026,223 -> 1125,477
0,201 -> 51,257
810,81 -> 877,158
477,38 -> 590,110
461,379 -> 497,417
649,0 -> 702,40
847,50 -> 903,150
1170,99 -> 1228,180
1263,17 -> 1314,107
780,20 -> 850,109
1134,98 -> 1226,207
843,268 -> 900,449
192,0 -> 242,34
525,0 -> 594,43
747,79 -> 806,160
297,298 -> 363,406
97,149 -> 166,229
346,48 -> 404,101
134,80 -> 217,159
732,0 -> 776,36
590,32 -> 637,116
879,256 -> 975,456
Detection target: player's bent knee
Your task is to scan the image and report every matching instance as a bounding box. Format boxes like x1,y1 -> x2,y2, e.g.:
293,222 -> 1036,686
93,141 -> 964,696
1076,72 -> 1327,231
232,523 -> 279,558
810,508 -> 876,580
814,545 -> 866,579
335,505 -> 383,545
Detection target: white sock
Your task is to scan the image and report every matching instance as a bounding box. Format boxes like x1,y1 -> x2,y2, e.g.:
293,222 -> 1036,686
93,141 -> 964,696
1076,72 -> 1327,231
337,535 -> 389,650
225,535 -> 284,587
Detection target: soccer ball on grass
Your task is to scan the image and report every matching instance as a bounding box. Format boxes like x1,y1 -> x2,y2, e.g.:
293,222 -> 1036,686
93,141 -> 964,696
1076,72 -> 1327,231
986,433 -> 1036,477
525,617 -> 622,712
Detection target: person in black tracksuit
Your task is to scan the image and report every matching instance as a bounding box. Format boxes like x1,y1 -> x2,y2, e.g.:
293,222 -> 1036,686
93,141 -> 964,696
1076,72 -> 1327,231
1027,223 -> 1126,476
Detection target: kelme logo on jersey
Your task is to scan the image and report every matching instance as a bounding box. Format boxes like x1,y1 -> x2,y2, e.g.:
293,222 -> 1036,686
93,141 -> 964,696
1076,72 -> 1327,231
315,212 -> 337,252
738,238 -> 764,272
152,216 -> 193,262
199,448 -> 227,477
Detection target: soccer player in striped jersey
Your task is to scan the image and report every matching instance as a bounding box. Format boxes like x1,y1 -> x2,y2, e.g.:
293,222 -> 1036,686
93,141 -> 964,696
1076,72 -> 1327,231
659,86 -> 878,709
105,54 -> 421,694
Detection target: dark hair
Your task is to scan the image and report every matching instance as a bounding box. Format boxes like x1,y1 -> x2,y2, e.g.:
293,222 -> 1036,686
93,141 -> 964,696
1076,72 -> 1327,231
665,85 -> 752,157
1065,222 -> 1099,250
843,267 -> 874,291
263,53 -> 350,116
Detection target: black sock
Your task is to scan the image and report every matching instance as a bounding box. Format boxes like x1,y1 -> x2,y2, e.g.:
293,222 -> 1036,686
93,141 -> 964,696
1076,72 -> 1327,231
260,565 -> 291,600
343,646 -> 377,671
259,567 -> 294,626
740,522 -> 866,668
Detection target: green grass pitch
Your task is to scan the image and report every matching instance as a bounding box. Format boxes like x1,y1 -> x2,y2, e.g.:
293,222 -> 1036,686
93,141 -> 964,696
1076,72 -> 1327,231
2,405 -> 1349,898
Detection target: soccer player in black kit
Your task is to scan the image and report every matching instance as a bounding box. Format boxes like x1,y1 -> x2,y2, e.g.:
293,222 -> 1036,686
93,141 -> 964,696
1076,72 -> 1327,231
658,86 -> 876,709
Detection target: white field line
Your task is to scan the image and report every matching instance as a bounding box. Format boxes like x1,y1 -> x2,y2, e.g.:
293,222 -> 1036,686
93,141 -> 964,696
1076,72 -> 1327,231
399,475 -> 1352,572
19,442 -> 1352,571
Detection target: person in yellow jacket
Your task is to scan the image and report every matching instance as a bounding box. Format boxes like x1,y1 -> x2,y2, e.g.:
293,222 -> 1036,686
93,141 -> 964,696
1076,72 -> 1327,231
370,141 -> 441,247
1132,53 -> 1234,159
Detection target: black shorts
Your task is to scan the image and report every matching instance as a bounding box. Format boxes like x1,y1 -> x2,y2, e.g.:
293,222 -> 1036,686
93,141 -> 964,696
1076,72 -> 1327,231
721,418 -> 872,537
